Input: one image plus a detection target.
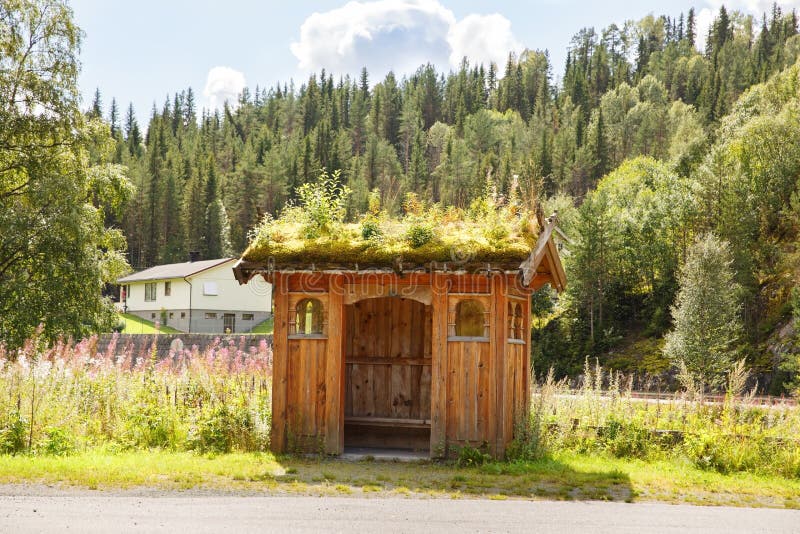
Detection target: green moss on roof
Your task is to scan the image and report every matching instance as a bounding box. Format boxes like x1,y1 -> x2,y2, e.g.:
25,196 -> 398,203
242,199 -> 539,270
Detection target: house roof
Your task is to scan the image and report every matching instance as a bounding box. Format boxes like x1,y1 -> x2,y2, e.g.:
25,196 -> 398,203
233,207 -> 567,292
118,258 -> 234,283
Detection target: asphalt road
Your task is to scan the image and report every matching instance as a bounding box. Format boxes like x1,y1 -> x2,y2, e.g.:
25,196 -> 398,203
1,492 -> 800,533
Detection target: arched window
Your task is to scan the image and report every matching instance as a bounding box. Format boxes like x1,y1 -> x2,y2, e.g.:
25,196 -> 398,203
295,298 -> 324,335
507,302 -> 515,338
455,299 -> 486,337
514,303 -> 523,340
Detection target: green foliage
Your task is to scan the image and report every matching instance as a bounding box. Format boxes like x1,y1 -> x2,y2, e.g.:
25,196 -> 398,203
0,412 -> 26,455
360,216 -> 382,241
597,417 -> 653,459
0,336 -> 272,455
244,181 -> 535,268
664,234 -> 743,393
455,444 -> 492,467
0,0 -> 132,348
186,405 -> 253,454
545,157 -> 695,373
38,427 -> 75,456
513,363 -> 800,479
405,223 -> 434,248
296,170 -> 351,239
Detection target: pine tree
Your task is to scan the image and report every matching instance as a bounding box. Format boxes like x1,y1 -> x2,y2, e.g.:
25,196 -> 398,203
185,87 -> 197,126
664,234 -> 743,393
89,87 -> 103,119
408,128 -> 429,194
109,98 -> 120,139
687,8 -> 697,47
205,199 -> 232,258
591,107 -> 608,180
125,103 -> 142,157
182,157 -> 206,255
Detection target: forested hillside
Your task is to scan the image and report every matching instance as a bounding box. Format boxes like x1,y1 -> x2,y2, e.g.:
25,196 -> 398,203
94,5 -> 800,390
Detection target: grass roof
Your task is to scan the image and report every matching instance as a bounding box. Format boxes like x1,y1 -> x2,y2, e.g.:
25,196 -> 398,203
241,175 -> 539,271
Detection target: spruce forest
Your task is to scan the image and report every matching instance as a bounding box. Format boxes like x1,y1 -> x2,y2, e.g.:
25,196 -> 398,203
90,5 -> 800,391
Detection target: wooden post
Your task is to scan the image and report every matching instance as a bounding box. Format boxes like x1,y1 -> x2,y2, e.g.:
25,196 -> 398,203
324,274 -> 344,454
522,287 -> 532,429
430,272 -> 448,457
270,272 -> 289,453
492,274 -> 508,457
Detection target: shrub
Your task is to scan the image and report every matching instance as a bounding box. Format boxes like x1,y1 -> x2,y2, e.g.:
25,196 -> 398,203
360,216 -> 382,241
456,444 -> 491,467
0,412 -> 26,455
296,170 -> 350,239
38,427 -> 75,456
188,405 -> 235,454
406,223 -> 434,248
598,417 -> 653,459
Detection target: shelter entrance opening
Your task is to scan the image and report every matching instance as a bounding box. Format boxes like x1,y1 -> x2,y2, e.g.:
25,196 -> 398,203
344,296 -> 432,451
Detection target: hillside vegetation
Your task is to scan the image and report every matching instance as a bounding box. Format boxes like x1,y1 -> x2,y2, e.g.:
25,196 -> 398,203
4,1 -> 800,393
94,4 -> 800,391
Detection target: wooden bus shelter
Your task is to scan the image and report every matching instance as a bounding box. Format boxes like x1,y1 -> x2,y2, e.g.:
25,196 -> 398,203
233,213 -> 566,458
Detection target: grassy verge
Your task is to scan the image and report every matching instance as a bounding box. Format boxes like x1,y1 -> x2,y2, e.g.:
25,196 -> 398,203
118,313 -> 182,334
0,450 -> 798,508
248,317 -> 274,334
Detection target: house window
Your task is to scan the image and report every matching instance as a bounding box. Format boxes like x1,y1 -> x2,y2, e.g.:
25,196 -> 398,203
181,312 -> 186,319
164,281 -> 171,296
151,313 -> 156,319
203,282 -> 218,296
242,313 -> 254,320
454,299 -> 486,338
169,312 -> 174,319
205,312 -> 217,320
144,282 -> 157,301
294,298 -> 323,335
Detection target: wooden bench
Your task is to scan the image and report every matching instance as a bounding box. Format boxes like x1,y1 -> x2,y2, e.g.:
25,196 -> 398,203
344,416 -> 431,429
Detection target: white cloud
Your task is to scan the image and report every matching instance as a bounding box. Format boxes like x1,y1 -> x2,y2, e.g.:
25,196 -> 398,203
448,14 -> 523,68
290,0 -> 522,79
695,7 -> 715,50
203,66 -> 246,110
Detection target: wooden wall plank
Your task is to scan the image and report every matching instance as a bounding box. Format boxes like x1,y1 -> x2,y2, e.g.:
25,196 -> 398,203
410,365 -> 422,419
345,364 -> 353,417
420,365 -> 432,419
491,274 -> 507,457
390,298 -> 402,358
465,342 -> 477,441
430,272 -> 449,456
522,296 -> 531,428
324,275 -> 343,453
477,342 -> 490,443
270,273 -> 289,453
423,305 -> 432,360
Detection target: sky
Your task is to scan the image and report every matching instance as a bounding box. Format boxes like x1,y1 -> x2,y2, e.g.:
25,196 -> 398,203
70,0 -> 800,121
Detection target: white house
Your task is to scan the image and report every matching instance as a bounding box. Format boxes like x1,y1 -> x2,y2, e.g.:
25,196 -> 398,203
117,258 -> 271,333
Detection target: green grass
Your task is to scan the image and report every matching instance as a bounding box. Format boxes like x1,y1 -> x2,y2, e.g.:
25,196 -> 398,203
118,313 -> 182,334
1,449 -> 798,507
248,317 -> 274,334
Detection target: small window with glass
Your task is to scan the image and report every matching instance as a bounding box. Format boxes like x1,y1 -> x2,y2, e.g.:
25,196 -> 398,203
291,298 -> 324,336
507,301 -> 525,342
452,299 -> 488,339
144,282 -> 157,301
